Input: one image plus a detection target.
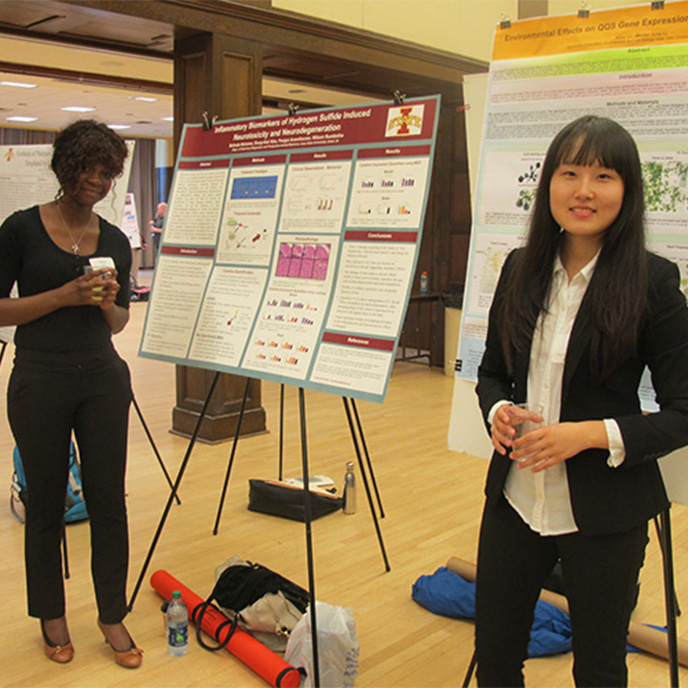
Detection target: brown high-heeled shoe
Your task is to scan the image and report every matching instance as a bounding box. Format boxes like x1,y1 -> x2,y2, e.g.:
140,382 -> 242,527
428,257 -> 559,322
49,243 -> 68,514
41,619 -> 75,664
97,619 -> 143,669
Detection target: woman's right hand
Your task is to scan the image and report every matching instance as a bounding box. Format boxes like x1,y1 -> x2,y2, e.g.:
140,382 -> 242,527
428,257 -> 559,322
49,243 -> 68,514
490,402 -> 516,455
62,270 -> 113,306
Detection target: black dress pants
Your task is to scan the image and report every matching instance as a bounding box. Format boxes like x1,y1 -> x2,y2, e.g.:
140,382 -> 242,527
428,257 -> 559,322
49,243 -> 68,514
475,496 -> 648,688
8,345 -> 132,624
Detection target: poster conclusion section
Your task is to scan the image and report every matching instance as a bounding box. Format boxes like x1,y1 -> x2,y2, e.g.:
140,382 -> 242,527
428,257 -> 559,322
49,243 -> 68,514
139,97 -> 439,402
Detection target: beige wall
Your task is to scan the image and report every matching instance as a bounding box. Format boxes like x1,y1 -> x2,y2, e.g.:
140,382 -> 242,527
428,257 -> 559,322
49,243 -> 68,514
274,0 -> 657,63
274,0 -> 517,63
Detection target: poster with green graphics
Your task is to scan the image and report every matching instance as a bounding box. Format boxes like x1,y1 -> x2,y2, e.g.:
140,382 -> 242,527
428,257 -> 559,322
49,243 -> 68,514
456,2 -> 688,388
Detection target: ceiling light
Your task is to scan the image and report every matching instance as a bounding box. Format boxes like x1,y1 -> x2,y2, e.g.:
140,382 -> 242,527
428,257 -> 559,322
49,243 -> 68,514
133,96 -> 157,102
6,116 -> 38,122
161,116 -> 174,121
62,106 -> 96,112
1,80 -> 38,89
108,124 -> 131,130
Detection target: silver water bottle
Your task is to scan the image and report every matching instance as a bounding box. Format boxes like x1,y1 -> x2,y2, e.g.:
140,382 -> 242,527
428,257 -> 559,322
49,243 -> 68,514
343,461 -> 356,514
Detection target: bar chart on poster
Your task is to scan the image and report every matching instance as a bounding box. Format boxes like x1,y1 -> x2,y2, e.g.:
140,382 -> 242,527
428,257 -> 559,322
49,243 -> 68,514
138,97 -> 440,402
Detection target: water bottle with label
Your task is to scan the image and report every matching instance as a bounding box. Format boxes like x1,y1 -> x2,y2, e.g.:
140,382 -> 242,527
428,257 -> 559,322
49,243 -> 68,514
420,271 -> 429,294
343,461 -> 356,515
166,590 -> 189,656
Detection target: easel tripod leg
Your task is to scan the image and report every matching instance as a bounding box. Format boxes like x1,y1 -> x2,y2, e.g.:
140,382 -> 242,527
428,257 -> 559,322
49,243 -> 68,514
279,383 -> 285,480
462,648 -> 477,687
342,398 -> 391,572
132,392 -> 181,505
61,521 -> 70,580
212,377 -> 251,535
350,398 -> 385,518
654,515 -> 681,618
128,371 -> 221,610
299,388 -> 321,688
659,507 -> 680,688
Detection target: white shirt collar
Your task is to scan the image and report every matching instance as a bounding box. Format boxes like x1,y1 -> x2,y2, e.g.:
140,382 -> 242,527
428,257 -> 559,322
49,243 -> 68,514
553,248 -> 600,283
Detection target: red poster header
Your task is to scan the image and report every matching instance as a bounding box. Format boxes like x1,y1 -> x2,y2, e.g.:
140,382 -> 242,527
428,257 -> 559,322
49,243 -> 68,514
344,231 -> 418,243
232,154 -> 287,167
322,332 -> 395,351
291,150 -> 354,163
180,97 -> 439,158
178,159 -> 229,170
357,145 -> 431,159
161,246 -> 216,257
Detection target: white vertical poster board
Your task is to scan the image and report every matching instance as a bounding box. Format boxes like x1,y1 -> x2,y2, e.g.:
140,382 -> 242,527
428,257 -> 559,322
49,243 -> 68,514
0,140 -> 135,345
122,192 -> 141,249
138,97 -> 440,403
449,2 -> 688,461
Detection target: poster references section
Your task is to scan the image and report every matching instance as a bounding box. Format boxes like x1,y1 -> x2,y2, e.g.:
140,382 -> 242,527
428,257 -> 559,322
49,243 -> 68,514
139,97 -> 440,403
456,1 -> 688,381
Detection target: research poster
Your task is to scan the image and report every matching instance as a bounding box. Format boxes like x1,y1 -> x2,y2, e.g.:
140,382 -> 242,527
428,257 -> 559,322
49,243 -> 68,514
139,97 -> 440,402
456,2 -> 688,409
0,141 -> 134,230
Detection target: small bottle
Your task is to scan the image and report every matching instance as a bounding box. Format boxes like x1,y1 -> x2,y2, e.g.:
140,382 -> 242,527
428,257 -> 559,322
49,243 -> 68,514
420,271 -> 429,295
343,461 -> 356,515
166,590 -> 189,656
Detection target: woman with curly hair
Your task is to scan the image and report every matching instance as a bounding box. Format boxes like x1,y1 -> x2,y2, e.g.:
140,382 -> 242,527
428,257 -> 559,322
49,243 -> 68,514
0,120 -> 142,668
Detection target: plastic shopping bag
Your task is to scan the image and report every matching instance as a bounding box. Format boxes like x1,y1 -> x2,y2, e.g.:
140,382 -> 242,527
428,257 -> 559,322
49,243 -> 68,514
284,601 -> 359,687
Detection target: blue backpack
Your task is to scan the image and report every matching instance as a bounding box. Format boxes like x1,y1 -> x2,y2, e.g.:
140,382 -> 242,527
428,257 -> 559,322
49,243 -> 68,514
10,441 -> 89,524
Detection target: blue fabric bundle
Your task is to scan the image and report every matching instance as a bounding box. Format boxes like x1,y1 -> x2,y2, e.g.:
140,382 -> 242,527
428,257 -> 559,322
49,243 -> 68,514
412,567 -> 572,657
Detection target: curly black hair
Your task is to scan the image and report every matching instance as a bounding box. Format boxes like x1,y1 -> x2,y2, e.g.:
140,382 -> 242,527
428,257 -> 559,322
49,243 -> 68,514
51,119 -> 129,195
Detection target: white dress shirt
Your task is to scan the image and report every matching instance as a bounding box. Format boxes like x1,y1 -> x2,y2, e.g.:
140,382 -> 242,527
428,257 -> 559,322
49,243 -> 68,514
492,252 -> 625,536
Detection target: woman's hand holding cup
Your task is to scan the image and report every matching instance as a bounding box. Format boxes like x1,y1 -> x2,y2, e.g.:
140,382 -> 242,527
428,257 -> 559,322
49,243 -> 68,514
505,403 -> 545,464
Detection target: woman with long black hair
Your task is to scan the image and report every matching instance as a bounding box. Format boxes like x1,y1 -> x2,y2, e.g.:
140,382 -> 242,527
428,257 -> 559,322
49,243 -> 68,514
475,115 -> 688,686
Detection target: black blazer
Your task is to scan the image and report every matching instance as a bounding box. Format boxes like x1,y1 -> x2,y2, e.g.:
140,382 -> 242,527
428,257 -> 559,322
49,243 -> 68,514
476,249 -> 688,536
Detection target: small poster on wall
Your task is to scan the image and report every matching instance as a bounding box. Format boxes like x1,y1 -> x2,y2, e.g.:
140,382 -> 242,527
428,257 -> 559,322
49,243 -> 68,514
122,192 -> 141,249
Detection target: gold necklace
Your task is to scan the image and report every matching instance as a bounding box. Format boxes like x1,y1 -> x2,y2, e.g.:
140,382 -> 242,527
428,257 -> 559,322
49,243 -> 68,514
56,201 -> 95,256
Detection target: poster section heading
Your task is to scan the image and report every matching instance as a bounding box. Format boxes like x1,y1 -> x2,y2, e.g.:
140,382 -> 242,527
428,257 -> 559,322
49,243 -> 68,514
139,97 -> 439,403
456,2 -> 688,412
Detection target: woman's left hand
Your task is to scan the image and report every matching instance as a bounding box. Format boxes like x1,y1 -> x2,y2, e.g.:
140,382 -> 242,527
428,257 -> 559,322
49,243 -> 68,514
510,420 -> 608,472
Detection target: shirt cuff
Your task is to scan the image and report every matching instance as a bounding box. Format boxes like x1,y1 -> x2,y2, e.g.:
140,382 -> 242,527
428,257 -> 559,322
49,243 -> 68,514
604,418 -> 626,467
487,400 -> 511,426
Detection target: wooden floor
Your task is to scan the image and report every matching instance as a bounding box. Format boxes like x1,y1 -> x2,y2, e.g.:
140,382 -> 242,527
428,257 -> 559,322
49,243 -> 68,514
1,289 -> 687,687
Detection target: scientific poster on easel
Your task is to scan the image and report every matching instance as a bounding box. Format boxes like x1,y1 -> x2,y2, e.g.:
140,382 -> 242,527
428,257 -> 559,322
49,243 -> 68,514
138,97 -> 440,402
456,1 -> 688,385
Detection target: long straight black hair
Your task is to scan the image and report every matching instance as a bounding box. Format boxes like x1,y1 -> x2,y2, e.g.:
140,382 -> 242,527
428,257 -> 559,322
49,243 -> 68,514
497,115 -> 648,380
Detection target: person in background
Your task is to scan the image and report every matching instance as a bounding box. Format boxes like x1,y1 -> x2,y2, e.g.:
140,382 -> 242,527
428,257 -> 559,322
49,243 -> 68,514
474,115 -> 688,687
148,201 -> 167,258
0,119 -> 143,669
